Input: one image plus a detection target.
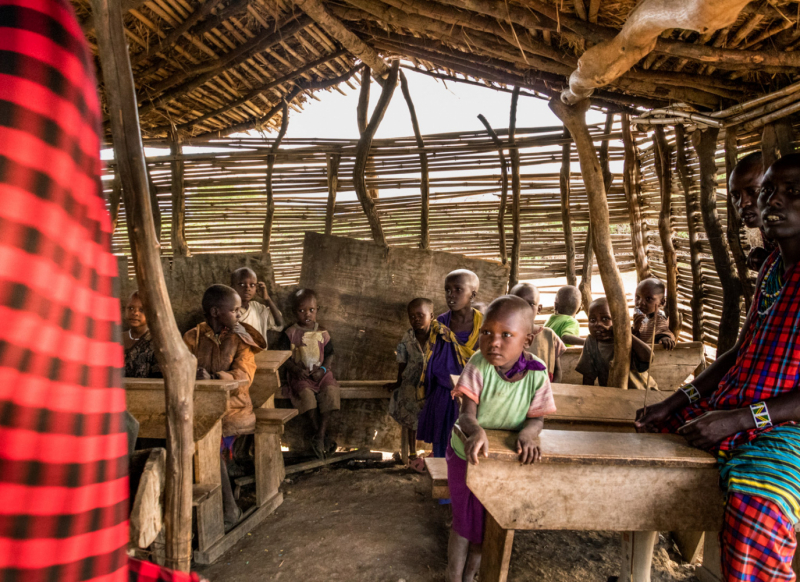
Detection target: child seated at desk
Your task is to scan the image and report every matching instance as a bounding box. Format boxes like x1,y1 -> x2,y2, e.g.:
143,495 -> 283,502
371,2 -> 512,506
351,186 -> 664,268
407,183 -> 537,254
510,282 -> 566,382
384,297 -> 434,472
577,297 -> 656,390
632,278 -> 676,350
277,288 -> 340,460
418,269 -> 483,459
231,267 -> 284,339
447,295 -> 555,582
123,291 -> 161,378
544,284 -> 584,346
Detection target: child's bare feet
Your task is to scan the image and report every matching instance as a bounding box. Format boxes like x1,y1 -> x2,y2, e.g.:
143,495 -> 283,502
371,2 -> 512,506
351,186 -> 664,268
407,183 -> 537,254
311,435 -> 326,460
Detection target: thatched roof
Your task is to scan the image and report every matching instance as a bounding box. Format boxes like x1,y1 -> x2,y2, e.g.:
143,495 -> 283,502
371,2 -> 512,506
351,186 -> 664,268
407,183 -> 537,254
73,0 -> 800,138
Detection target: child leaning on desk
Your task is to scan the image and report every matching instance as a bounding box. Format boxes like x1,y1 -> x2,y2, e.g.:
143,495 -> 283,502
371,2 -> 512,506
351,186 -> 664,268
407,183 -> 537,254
446,295 -> 556,582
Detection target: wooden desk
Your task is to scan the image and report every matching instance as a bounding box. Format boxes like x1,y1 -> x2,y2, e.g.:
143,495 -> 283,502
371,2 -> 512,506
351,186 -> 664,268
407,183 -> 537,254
252,350 -> 291,409
467,429 -> 724,582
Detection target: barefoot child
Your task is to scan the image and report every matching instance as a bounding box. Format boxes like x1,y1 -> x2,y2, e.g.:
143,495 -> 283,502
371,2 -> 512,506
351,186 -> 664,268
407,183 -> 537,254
123,291 -> 161,378
231,267 -> 284,339
510,282 -> 566,382
577,297 -> 656,390
384,298 -> 433,471
417,269 -> 483,458
632,278 -> 676,350
183,284 -> 267,529
447,295 -> 555,581
545,285 -> 584,346
277,289 -> 340,459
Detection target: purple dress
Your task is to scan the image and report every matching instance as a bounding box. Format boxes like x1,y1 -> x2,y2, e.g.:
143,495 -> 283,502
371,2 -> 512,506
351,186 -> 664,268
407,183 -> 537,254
417,311 -> 478,457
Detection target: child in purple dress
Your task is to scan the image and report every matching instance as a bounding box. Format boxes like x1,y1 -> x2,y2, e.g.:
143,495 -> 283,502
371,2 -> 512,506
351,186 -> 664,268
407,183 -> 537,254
417,270 -> 483,458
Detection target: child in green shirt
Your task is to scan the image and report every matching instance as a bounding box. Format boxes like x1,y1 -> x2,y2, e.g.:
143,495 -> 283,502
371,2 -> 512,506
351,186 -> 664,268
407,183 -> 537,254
545,285 -> 584,346
446,295 -> 556,582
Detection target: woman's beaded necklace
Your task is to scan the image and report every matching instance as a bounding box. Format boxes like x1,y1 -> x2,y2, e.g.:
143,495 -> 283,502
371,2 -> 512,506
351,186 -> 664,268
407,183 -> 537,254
758,255 -> 785,316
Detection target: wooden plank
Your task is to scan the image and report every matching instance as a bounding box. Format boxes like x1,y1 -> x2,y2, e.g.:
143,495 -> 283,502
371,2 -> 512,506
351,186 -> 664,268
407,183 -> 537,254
254,350 -> 292,372
255,430 -> 284,506
672,530 -> 704,564
130,448 -> 166,548
136,414 -> 220,441
255,407 -> 299,427
193,492 -> 284,565
479,512 -> 515,582
547,383 -> 672,424
424,457 -> 450,499
285,449 -> 379,474
193,419 -> 224,552
696,532 -> 723,582
124,378 -> 244,420
192,483 -> 220,506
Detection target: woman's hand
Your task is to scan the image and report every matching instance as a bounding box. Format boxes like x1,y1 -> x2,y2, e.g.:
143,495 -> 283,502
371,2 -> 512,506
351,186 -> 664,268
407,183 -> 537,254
516,432 -> 541,464
635,399 -> 677,433
465,428 -> 489,465
677,409 -> 749,450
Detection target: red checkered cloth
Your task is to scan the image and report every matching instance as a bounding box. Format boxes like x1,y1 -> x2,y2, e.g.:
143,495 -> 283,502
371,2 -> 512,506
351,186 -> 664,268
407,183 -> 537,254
0,0 -> 128,579
721,493 -> 797,581
660,250 -> 800,452
128,559 -> 206,582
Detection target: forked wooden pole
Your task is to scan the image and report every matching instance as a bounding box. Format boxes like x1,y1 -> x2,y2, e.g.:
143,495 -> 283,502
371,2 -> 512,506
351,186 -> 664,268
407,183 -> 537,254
477,114 -> 509,265
621,114 -> 650,281
263,100 -> 289,256
653,127 -> 680,337
724,126 -> 753,312
508,87 -> 522,290
550,97 -> 631,388
325,152 -> 341,236
170,126 -> 190,257
91,0 -> 196,571
399,71 -> 430,250
560,127 -> 577,286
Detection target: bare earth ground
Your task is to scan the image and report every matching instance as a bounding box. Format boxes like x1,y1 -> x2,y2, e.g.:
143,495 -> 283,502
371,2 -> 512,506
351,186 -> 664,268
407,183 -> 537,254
195,463 -> 700,582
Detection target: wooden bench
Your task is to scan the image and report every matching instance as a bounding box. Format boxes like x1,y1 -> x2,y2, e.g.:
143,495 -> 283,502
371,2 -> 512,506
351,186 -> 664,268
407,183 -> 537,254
560,341 -> 706,390
470,429 -> 724,582
252,350 -> 292,408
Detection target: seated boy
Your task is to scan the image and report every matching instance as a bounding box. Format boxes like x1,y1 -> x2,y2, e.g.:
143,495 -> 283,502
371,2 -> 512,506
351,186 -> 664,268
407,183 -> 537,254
544,285 -> 584,346
123,291 -> 161,379
277,289 -> 340,459
577,297 -> 656,390
632,278 -> 676,350
510,282 -> 566,383
231,267 -> 284,339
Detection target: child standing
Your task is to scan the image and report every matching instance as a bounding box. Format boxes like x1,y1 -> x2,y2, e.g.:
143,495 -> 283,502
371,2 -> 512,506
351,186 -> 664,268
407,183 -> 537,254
123,291 -> 161,378
447,295 -> 555,581
632,278 -> 676,350
577,297 -> 656,390
417,269 -> 483,458
544,285 -> 584,346
385,298 -> 434,471
510,282 -> 566,382
277,289 -> 341,459
231,267 -> 284,339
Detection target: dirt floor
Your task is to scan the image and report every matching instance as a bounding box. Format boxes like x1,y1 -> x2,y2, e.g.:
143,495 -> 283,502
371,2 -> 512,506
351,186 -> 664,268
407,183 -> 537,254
195,462 -> 701,582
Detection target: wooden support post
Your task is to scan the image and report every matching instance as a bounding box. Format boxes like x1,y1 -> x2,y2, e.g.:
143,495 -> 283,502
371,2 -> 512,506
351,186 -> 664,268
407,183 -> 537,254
109,172 -> 121,234
508,87 -> 522,290
148,169 -> 162,244
621,114 -> 651,281
325,153 -> 340,236
479,512 -> 515,582
399,71 -> 430,250
774,118 -> 795,157
357,67 -> 370,134
579,226 -> 594,315
262,101 -> 289,257
724,126 -> 753,312
477,114 -> 509,265
550,98 -> 632,389
91,0 -> 196,571
692,128 -> 742,356
653,127 -> 681,338
619,531 -> 657,582
169,127 -> 190,257
560,127 -> 577,286
763,119 -> 795,169
675,125 -> 706,343
353,61 -> 399,246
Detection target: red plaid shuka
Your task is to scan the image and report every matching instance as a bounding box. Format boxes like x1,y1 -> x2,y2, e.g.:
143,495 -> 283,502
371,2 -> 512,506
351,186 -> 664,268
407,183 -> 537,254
662,250 -> 800,452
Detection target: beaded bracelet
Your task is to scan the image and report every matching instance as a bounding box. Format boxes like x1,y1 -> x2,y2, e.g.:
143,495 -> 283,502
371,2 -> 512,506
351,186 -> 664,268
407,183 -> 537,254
319,366 -> 327,374
750,401 -> 773,429
679,383 -> 701,404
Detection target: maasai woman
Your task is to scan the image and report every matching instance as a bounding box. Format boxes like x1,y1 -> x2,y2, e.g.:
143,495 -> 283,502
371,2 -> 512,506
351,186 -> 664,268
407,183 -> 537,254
637,154 -> 800,581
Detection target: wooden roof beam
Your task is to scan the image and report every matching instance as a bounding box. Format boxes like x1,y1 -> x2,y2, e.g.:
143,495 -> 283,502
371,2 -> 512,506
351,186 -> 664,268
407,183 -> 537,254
561,0 -> 752,104
292,0 -> 390,77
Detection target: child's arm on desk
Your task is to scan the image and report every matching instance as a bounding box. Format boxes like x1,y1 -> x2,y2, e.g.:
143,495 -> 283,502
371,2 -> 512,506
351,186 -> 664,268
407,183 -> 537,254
458,398 -> 489,465
517,417 -> 543,464
561,334 -> 585,346
384,363 -> 406,390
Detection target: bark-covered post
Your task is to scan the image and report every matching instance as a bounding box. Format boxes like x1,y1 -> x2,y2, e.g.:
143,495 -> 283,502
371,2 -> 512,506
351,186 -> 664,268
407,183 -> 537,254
477,114 -> 509,265
653,127 -> 680,338
508,87 -> 522,290
560,127 -> 577,286
148,168 -> 162,244
353,61 -> 398,246
109,171 -> 121,234
170,126 -> 190,257
91,0 -> 196,571
550,98 -> 631,389
262,100 -> 289,256
693,128 -> 742,355
325,152 -> 340,236
399,71 -> 430,250
621,114 -> 650,281
675,125 -> 705,343
724,126 -> 752,311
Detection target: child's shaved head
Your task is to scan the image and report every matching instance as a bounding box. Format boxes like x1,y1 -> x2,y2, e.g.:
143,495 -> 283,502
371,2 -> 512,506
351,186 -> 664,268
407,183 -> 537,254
408,297 -> 433,312
589,296 -> 609,314
509,282 -> 540,306
445,269 -> 480,292
555,285 -> 581,316
637,278 -> 666,295
484,295 -> 534,334
202,284 -> 239,314
292,288 -> 318,310
231,267 -> 257,285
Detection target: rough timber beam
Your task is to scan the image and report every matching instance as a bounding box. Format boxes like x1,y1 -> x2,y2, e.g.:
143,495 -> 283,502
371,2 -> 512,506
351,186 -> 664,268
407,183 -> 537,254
561,0 -> 752,103
293,0 -> 389,77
